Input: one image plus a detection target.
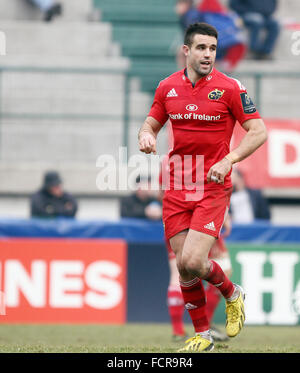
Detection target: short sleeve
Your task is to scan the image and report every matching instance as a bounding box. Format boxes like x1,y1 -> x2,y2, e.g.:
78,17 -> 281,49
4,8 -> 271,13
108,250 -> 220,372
229,78 -> 261,125
148,82 -> 169,125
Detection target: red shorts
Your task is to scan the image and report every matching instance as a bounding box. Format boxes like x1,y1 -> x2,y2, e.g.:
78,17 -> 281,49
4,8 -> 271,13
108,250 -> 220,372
162,187 -> 232,240
165,235 -> 228,261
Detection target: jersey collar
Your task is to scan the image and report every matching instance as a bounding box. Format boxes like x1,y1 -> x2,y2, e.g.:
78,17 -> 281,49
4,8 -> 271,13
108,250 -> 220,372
182,67 -> 215,88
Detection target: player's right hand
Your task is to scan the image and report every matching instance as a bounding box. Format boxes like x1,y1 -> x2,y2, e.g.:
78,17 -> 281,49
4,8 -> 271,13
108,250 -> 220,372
139,132 -> 157,154
207,157 -> 232,184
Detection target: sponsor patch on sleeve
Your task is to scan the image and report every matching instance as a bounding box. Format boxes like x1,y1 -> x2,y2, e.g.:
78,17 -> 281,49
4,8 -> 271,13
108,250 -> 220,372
240,92 -> 257,114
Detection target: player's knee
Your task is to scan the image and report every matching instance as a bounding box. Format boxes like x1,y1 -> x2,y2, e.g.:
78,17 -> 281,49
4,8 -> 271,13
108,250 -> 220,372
176,260 -> 186,276
197,261 -> 211,278
183,256 -> 209,278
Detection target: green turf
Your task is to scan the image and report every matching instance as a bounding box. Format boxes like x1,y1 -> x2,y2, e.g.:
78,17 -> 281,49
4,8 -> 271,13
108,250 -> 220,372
0,324 -> 299,353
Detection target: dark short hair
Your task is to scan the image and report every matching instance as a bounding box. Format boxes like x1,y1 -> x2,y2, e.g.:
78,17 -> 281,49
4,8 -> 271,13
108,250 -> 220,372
184,22 -> 218,47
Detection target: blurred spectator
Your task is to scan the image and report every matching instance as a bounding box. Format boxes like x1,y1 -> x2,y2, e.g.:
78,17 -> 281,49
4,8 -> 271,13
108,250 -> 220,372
176,0 -> 201,30
197,0 -> 247,72
175,0 -> 247,72
230,169 -> 271,223
229,0 -> 280,60
120,175 -> 162,220
31,171 -> 78,218
27,0 -> 62,22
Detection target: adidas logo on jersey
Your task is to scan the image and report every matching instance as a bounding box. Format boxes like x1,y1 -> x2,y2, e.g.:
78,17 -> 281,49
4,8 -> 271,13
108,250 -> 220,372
166,88 -> 178,97
204,221 -> 216,231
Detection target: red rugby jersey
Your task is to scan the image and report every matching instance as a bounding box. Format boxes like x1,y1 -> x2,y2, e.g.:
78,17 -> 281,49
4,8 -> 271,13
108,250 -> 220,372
148,68 -> 261,191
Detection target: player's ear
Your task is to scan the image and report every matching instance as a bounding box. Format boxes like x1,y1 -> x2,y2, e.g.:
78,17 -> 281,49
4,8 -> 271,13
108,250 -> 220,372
182,44 -> 189,57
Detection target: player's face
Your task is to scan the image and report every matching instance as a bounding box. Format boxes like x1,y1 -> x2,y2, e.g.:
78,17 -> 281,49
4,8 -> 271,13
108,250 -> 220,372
184,34 -> 217,76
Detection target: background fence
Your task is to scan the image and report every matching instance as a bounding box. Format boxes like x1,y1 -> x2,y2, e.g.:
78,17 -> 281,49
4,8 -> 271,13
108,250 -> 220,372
0,218 -> 299,325
1,66 -> 300,157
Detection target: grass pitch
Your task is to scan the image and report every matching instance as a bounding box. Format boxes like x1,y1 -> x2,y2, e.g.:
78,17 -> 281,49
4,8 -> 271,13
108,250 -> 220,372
0,323 -> 299,353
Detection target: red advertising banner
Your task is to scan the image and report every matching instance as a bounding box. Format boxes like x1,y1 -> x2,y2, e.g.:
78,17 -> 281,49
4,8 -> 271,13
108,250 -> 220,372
231,119 -> 300,188
0,239 -> 127,324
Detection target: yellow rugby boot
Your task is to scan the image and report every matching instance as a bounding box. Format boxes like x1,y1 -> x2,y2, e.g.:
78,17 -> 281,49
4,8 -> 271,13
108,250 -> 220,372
178,335 -> 214,352
225,284 -> 245,337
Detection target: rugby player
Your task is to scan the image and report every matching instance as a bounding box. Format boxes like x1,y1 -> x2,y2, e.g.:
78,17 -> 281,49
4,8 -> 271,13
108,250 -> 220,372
159,156 -> 232,343
138,22 -> 267,352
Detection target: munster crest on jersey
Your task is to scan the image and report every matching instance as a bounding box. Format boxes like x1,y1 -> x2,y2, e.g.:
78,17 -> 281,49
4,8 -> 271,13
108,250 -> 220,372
208,89 -> 225,100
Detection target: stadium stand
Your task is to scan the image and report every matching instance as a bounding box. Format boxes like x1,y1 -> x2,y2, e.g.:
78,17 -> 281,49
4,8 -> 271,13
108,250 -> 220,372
0,0 -> 155,198
94,0 -> 181,92
0,0 -> 299,224
0,0 -> 91,21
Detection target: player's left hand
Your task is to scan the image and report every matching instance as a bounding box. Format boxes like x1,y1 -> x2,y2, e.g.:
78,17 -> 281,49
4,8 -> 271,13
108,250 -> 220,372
207,157 -> 232,184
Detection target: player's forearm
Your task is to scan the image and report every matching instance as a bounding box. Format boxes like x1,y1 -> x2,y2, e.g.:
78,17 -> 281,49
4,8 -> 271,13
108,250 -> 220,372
139,117 -> 163,154
138,118 -> 158,140
225,120 -> 268,165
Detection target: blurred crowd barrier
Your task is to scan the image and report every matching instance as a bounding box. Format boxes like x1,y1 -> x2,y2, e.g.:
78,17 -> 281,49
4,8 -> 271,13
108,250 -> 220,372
0,218 -> 299,325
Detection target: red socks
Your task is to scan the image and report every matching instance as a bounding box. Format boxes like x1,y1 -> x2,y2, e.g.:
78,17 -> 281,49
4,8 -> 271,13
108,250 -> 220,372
167,285 -> 185,336
205,283 -> 221,325
205,260 -> 234,299
169,261 -> 233,334
179,277 -> 209,333
169,280 -> 223,333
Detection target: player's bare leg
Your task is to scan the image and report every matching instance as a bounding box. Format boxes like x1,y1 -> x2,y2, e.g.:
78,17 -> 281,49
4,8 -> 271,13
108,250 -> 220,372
180,229 -> 216,279
169,229 -> 191,281
170,230 -> 214,352
167,240 -> 232,342
180,229 -> 245,341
